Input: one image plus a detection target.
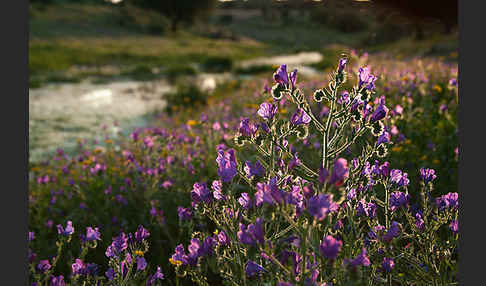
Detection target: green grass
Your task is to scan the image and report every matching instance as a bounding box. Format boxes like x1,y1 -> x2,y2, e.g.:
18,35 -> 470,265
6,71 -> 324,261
29,3 -> 458,88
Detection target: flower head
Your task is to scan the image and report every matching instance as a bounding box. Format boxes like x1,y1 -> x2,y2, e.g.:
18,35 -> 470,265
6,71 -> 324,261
177,206 -> 193,221
329,158 -> 349,186
420,167 -> 437,184
135,225 -> 150,243
273,64 -> 289,85
57,221 -> 74,236
245,260 -> 265,278
216,149 -> 237,183
320,235 -> 342,260
389,192 -> 410,211
308,194 -> 338,221
290,108 -> 311,125
358,67 -> 377,91
85,227 -> 101,242
382,258 -> 395,272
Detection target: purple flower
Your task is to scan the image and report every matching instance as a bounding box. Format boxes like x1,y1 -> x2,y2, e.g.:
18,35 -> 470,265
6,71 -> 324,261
72,259 -> 86,276
238,118 -> 258,137
383,221 -> 400,242
377,131 -> 390,146
257,102 -> 278,120
177,207 -> 193,221
338,90 -> 350,105
389,169 -> 409,187
146,266 -> 164,285
171,244 -> 189,266
358,67 -> 377,91
191,182 -> 212,205
382,258 -> 395,272
216,149 -> 237,183
136,257 -> 147,271
29,231 -> 35,242
238,193 -> 252,209
105,268 -> 115,281
420,167 -> 437,184
245,260 -> 265,277
57,221 -> 74,236
328,158 -> 349,186
389,192 -> 410,211
318,167 -> 329,185
37,260 -> 51,273
338,57 -> 347,73
238,223 -> 255,246
288,153 -> 301,170
85,227 -> 101,241
436,192 -> 459,211
320,235 -> 342,260
274,64 -> 289,85
307,194 -> 338,221
370,97 -> 388,123
248,218 -> 265,245
415,211 -> 425,231
449,78 -> 457,86
135,225 -> 150,243
450,220 -> 458,234
106,233 -> 128,258
289,69 -> 298,89
356,200 -> 377,218
255,178 -> 284,206
346,248 -> 371,267
277,282 -> 293,286
244,160 -> 265,178
290,108 -> 311,125
217,231 -> 230,246
50,275 -> 65,286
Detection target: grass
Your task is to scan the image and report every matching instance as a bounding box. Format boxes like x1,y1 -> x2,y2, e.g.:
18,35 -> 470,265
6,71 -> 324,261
29,3 -> 458,88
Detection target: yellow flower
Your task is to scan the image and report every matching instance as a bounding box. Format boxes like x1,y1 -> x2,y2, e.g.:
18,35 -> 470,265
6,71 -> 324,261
169,258 -> 182,266
433,159 -> 439,164
135,250 -> 144,256
280,108 -> 287,114
433,85 -> 442,93
392,146 -> 403,153
104,139 -> 113,144
420,155 -> 427,161
402,76 -> 409,81
404,139 -> 411,145
186,120 -> 198,127
183,97 -> 190,103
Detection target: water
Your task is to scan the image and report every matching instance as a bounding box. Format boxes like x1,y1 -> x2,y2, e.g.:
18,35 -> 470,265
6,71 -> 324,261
29,52 -> 323,163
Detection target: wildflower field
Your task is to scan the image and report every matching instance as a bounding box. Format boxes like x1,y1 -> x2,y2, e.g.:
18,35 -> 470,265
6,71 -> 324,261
28,47 -> 458,285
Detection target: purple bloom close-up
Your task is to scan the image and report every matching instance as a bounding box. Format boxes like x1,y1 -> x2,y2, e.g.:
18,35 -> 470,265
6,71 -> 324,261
290,108 -> 311,125
389,191 -> 410,211
257,102 -> 278,120
238,192 -> 252,209
382,257 -> 395,272
136,257 -> 147,271
245,260 -> 265,278
85,227 -> 101,241
135,225 -> 150,243
307,194 -> 338,221
216,148 -> 237,183
329,158 -> 349,186
420,167 -> 437,184
320,235 -> 342,260
273,64 -> 289,85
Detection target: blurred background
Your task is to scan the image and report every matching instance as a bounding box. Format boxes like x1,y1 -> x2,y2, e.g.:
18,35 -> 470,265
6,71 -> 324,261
29,0 -> 458,163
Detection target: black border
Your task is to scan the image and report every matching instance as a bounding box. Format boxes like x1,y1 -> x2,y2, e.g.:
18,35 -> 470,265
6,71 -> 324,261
458,1 -> 484,285
1,0 -> 29,284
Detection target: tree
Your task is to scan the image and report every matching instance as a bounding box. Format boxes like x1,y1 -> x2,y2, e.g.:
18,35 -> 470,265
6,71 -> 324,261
129,0 -> 217,32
